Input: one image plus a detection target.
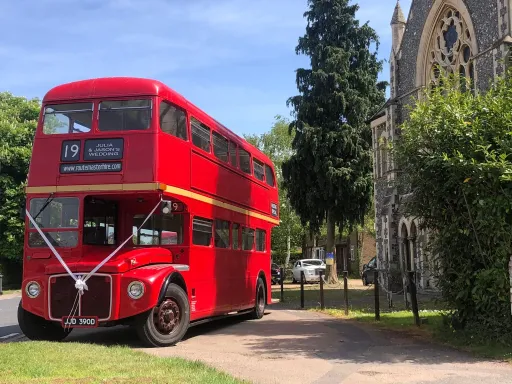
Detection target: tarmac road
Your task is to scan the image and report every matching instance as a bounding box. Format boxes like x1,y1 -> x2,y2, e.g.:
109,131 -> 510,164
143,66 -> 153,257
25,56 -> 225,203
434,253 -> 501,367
1,294 -> 512,383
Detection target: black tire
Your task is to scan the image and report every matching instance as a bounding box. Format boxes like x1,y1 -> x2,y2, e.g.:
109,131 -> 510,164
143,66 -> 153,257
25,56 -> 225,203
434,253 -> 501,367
362,275 -> 368,286
136,283 -> 190,347
292,276 -> 297,284
18,302 -> 72,341
249,277 -> 266,320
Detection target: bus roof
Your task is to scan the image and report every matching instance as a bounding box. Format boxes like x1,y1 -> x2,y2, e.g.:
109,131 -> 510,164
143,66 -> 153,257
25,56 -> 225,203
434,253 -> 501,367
42,77 -> 273,166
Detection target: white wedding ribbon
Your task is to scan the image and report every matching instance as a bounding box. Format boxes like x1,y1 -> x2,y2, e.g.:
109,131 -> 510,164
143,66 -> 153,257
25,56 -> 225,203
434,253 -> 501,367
25,197 -> 163,295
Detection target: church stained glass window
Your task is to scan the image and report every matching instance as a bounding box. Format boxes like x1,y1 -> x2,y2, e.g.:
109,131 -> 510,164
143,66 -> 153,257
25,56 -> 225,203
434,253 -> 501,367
428,7 -> 475,90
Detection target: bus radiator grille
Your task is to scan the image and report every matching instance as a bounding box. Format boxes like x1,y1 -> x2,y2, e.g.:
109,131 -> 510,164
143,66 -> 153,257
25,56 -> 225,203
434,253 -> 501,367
49,275 -> 111,320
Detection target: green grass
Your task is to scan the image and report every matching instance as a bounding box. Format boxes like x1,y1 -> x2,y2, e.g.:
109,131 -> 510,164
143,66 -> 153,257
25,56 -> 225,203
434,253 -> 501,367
0,342 -> 246,384
2,289 -> 21,295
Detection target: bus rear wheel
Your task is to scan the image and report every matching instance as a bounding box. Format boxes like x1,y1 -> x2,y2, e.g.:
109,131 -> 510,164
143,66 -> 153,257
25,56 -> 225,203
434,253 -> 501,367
249,277 -> 266,320
136,283 -> 190,347
17,302 -> 72,341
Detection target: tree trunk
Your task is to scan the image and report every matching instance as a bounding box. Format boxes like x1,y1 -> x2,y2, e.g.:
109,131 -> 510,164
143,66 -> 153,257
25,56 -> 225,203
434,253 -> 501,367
301,232 -> 307,258
326,210 -> 338,283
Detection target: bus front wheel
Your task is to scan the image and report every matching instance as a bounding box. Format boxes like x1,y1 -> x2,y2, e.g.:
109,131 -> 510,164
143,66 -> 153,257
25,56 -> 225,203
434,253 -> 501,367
249,277 -> 266,320
136,283 -> 190,347
17,302 -> 72,341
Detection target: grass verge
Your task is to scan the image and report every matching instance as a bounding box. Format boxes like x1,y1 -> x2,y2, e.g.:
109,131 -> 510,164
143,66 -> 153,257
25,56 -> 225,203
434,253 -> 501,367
2,289 -> 21,295
0,342 -> 246,384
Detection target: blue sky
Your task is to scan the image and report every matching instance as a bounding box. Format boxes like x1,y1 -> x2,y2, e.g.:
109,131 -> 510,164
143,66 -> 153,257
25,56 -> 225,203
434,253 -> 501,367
0,0 -> 411,136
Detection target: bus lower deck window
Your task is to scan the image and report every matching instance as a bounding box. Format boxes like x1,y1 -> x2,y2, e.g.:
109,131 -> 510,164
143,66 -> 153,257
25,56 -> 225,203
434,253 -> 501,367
193,217 -> 213,246
256,229 -> 266,251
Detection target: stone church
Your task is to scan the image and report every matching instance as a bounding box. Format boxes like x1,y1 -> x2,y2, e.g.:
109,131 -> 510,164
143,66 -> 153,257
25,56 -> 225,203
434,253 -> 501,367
370,0 -> 508,290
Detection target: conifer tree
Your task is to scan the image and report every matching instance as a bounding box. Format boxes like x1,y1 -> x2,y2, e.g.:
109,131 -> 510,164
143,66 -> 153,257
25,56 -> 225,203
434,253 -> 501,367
282,0 -> 386,282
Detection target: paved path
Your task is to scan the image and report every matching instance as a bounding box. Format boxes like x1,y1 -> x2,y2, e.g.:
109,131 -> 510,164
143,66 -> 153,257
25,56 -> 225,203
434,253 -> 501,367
143,306 -> 512,384
0,296 -> 22,342
2,296 -> 512,383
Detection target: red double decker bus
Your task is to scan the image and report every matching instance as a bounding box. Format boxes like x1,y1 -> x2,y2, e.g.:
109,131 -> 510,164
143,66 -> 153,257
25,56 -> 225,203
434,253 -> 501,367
18,77 -> 279,347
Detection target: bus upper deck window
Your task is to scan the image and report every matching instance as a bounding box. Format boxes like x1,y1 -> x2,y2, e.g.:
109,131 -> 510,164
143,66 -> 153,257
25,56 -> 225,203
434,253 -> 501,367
253,159 -> 265,181
239,149 -> 252,175
99,99 -> 152,131
265,164 -> 275,187
159,101 -> 187,140
43,103 -> 93,134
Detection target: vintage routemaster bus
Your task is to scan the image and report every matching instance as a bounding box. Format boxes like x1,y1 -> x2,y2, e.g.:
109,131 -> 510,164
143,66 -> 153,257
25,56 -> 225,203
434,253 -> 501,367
18,77 -> 279,347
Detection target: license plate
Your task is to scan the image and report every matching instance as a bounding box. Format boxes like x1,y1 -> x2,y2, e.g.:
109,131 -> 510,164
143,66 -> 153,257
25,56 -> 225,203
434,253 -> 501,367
61,316 -> 98,328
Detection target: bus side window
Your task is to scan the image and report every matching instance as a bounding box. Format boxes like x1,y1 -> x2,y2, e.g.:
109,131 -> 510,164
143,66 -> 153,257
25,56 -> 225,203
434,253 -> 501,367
242,227 -> 254,251
255,229 -> 266,252
192,217 -> 213,246
214,219 -> 230,248
191,117 -> 211,152
159,101 -> 187,141
229,142 -> 237,168
265,164 -> 275,187
232,223 -> 240,250
253,159 -> 265,182
212,132 -> 229,163
239,149 -> 252,175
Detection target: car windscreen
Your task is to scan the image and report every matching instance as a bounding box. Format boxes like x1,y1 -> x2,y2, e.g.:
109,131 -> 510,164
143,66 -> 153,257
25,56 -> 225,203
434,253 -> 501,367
99,99 -> 152,131
302,260 -> 323,266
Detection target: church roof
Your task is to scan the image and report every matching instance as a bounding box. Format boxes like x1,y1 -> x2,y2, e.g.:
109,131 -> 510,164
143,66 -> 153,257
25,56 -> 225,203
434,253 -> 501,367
391,1 -> 406,25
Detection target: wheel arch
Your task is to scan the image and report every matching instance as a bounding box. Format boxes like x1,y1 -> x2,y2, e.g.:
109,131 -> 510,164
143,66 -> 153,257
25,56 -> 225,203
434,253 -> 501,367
158,271 -> 188,305
257,270 -> 270,305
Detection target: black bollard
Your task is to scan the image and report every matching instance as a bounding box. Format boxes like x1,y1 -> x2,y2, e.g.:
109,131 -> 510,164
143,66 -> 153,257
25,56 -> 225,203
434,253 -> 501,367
343,271 -> 349,315
300,270 -> 305,309
374,270 -> 380,321
280,267 -> 284,303
409,271 -> 420,326
319,270 -> 325,310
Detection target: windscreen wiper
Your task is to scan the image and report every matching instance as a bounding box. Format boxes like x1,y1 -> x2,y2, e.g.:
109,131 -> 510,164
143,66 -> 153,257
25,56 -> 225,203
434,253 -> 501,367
33,192 -> 55,222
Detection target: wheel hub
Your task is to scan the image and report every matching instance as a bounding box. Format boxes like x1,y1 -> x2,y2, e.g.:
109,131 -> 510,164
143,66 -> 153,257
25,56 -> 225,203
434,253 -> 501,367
154,299 -> 180,334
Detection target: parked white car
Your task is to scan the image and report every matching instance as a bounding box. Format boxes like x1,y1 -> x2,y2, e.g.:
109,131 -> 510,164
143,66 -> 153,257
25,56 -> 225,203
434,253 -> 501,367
292,259 -> 326,283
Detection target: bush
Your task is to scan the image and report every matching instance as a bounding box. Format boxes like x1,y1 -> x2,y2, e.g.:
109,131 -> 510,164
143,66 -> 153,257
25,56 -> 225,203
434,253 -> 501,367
394,72 -> 512,343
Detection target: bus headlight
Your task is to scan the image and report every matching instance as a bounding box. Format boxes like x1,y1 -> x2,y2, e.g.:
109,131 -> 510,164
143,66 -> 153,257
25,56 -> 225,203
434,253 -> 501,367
26,281 -> 40,298
128,281 -> 145,299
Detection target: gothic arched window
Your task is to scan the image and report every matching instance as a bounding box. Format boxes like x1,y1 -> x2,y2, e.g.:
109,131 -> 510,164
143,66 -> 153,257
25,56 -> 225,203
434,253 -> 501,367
428,7 -> 475,91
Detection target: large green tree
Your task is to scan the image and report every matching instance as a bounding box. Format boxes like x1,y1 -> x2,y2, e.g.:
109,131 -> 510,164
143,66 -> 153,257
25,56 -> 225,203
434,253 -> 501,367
245,115 -> 304,265
282,0 -> 386,282
394,73 -> 512,342
0,93 -> 39,269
